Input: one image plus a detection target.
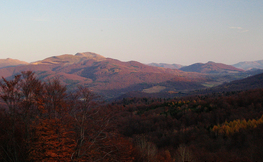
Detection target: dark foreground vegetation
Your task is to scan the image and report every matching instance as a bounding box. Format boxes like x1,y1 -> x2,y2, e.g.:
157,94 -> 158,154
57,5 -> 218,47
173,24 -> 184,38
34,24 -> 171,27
1,71 -> 263,161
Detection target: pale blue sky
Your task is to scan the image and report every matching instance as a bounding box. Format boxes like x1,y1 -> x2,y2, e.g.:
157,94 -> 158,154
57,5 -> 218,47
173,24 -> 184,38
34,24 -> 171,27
0,0 -> 262,65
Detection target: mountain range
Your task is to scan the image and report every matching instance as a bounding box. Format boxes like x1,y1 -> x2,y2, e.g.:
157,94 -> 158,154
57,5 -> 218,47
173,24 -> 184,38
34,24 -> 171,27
0,52 -> 262,100
0,52 -> 206,99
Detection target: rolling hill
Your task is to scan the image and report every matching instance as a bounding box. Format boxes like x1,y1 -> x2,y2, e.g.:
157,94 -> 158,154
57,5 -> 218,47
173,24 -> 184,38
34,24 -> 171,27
191,72 -> 263,95
214,72 -> 263,92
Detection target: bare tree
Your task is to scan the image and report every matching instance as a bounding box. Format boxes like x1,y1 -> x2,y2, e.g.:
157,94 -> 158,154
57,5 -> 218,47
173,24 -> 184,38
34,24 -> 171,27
0,74 -> 22,162
70,86 -> 119,161
175,144 -> 195,162
134,135 -> 158,162
44,77 -> 67,120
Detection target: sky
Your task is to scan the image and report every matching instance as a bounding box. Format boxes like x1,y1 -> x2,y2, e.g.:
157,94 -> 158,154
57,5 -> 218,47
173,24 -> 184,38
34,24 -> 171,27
0,0 -> 262,65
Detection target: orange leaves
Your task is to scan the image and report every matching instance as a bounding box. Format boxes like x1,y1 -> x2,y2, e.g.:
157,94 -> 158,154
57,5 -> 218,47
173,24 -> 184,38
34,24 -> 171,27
212,115 -> 263,137
29,118 -> 76,161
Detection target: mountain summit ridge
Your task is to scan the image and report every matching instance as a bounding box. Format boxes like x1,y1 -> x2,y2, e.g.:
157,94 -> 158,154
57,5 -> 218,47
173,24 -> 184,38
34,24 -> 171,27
75,52 -> 105,60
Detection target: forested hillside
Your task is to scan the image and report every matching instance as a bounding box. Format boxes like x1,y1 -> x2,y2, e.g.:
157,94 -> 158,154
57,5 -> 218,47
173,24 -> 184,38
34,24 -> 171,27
1,71 -> 263,161
114,89 -> 263,161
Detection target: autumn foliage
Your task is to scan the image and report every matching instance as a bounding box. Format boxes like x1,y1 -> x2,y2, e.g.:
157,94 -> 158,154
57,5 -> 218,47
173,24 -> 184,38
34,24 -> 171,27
1,71 -> 263,161
212,114 -> 263,137
0,71 -> 135,161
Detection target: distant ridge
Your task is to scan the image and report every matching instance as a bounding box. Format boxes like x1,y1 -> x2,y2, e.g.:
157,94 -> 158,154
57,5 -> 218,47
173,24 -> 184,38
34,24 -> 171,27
179,61 -> 244,73
233,60 -> 263,70
148,63 -> 183,69
0,58 -> 28,69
